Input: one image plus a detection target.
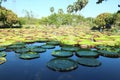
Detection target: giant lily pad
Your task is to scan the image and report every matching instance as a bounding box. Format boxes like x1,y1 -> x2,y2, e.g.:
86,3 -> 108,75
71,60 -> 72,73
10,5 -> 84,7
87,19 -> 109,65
77,58 -> 101,67
47,58 -> 78,72
41,44 -> 55,49
18,52 -> 40,59
52,50 -> 73,58
30,48 -> 46,53
37,38 -> 48,43
0,57 -> 6,64
76,51 -> 99,58
97,50 -> 120,58
14,42 -> 25,46
46,41 -> 59,45
61,46 -> 80,52
25,45 -> 39,49
0,52 -> 7,57
8,45 -> 24,49
0,47 -> 6,51
15,48 -> 30,53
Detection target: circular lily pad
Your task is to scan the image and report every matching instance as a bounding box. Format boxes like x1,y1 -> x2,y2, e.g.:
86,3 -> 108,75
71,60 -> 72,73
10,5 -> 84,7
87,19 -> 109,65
61,46 -> 80,52
30,48 -> 46,53
18,52 -> 40,59
52,50 -> 73,58
0,47 -> 6,51
0,52 -> 7,57
46,41 -> 59,45
77,58 -> 101,67
0,57 -> 6,64
41,44 -> 55,49
8,45 -> 24,49
25,45 -> 38,49
76,51 -> 99,58
47,58 -> 78,72
15,42 -> 25,46
37,38 -> 48,42
15,48 -> 29,53
98,50 -> 120,58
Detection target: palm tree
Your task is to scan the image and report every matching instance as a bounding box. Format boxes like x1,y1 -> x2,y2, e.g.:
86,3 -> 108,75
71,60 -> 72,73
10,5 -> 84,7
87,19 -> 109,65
76,0 -> 88,10
50,7 -> 54,14
67,0 -> 88,14
58,8 -> 64,14
67,5 -> 74,13
0,0 -> 7,7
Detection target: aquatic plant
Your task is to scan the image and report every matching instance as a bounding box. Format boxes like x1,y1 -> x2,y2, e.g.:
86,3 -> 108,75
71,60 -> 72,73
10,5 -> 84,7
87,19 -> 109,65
61,45 -> 80,52
0,47 -> 6,51
98,50 -> 120,58
77,58 -> 101,67
47,58 -> 78,72
76,50 -> 99,58
52,50 -> 73,58
0,57 -> 6,64
46,41 -> 59,45
0,51 -> 6,57
41,44 -> 55,49
30,48 -> 46,53
18,52 -> 40,59
15,48 -> 29,53
8,44 -> 25,49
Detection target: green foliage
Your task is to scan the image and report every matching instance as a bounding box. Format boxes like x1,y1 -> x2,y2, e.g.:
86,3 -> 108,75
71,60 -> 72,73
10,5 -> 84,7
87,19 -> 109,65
94,13 -> 113,28
0,7 -> 19,28
67,0 -> 88,13
96,0 -> 120,7
113,12 -> 120,28
39,12 -> 90,27
18,17 -> 27,25
50,7 -> 54,13
0,0 -> 7,7
21,10 -> 40,25
67,5 -> 74,13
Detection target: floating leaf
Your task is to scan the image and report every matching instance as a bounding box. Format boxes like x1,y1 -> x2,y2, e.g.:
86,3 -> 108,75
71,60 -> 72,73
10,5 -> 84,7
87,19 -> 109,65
8,45 -> 24,49
18,52 -> 40,59
15,48 -> 29,53
31,48 -> 46,53
0,47 -> 6,51
0,52 -> 7,57
52,50 -> 73,58
46,41 -> 59,45
41,44 -> 55,49
98,50 -> 120,58
76,51 -> 99,58
77,58 -> 101,67
61,46 -> 80,52
0,57 -> 6,64
47,58 -> 78,72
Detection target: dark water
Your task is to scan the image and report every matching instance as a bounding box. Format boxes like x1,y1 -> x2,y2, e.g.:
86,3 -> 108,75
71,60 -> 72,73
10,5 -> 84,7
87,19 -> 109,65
0,42 -> 120,80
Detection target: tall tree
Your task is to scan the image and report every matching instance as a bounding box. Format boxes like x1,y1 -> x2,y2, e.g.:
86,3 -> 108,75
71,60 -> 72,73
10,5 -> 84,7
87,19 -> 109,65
58,8 -> 64,14
67,0 -> 88,13
0,0 -> 7,7
113,12 -> 120,27
0,7 -> 18,27
67,5 -> 74,13
94,13 -> 113,29
50,7 -> 54,14
96,0 -> 120,8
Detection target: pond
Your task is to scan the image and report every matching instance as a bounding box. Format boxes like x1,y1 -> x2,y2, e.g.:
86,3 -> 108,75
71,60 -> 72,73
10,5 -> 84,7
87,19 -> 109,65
0,42 -> 120,80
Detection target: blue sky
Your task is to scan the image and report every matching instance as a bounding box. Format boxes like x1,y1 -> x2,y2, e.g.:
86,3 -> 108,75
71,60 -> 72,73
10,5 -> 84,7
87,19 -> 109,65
2,0 -> 120,18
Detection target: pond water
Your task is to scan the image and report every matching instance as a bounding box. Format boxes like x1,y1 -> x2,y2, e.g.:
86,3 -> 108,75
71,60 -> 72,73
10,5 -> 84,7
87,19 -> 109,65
0,42 -> 120,80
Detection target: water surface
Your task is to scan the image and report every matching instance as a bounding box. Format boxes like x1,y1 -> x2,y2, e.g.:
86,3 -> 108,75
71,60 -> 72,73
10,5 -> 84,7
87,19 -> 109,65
0,42 -> 120,80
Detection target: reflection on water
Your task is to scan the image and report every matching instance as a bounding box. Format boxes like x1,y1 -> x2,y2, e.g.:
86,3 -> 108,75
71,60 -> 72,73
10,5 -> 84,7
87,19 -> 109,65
0,42 -> 120,80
